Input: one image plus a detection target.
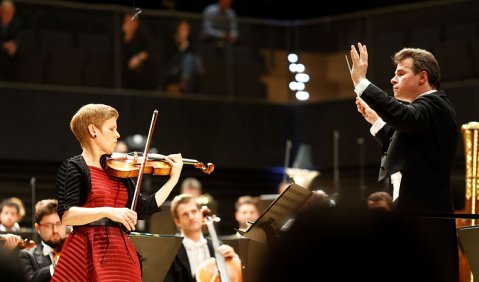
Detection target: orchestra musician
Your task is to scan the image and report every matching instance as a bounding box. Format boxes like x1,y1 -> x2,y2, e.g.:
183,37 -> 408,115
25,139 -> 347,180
51,104 -> 183,282
164,193 -> 240,282
19,199 -> 68,282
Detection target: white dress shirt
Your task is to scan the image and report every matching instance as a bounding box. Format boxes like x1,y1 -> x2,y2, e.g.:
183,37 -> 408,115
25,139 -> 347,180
354,78 -> 402,201
182,235 -> 210,278
41,241 -> 56,276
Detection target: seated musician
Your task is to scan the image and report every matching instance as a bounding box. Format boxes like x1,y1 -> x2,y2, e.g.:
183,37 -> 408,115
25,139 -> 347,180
19,199 -> 68,282
0,199 -> 21,232
51,104 -> 184,282
164,193 -> 240,282
234,195 -> 260,235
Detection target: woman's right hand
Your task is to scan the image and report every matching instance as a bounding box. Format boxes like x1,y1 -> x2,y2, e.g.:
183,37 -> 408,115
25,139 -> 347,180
106,207 -> 137,231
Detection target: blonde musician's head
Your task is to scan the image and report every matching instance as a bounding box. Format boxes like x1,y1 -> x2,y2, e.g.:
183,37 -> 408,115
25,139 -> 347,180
171,194 -> 203,236
70,104 -> 119,147
234,195 -> 260,230
180,177 -> 202,198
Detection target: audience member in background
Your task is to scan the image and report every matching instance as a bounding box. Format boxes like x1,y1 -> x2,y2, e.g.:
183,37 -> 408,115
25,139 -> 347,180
161,20 -> 203,95
0,0 -> 21,82
121,11 -> 156,90
19,199 -> 68,282
201,0 -> 238,55
164,194 -> 240,282
367,191 -> 393,212
0,199 -> 21,232
234,195 -> 260,233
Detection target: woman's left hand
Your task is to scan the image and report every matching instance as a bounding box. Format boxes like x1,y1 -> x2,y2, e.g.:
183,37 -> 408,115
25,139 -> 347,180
164,153 -> 183,181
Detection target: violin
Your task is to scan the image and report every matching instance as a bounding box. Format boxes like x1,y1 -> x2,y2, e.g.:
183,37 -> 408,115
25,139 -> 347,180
196,207 -> 242,282
0,234 -> 36,250
101,152 -> 215,178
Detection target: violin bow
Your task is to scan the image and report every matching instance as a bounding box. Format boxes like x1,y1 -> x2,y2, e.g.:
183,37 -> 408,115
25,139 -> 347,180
130,109 -> 158,211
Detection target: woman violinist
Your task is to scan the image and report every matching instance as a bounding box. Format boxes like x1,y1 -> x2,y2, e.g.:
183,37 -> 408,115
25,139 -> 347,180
52,104 -> 183,282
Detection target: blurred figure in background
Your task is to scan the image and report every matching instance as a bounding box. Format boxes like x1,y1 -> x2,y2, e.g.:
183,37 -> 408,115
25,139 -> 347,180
161,20 -> 203,95
114,140 -> 129,153
0,0 -> 21,82
367,191 -> 393,212
180,177 -> 216,211
0,199 -> 21,232
277,180 -> 290,194
201,0 -> 238,57
8,197 -> 26,225
121,11 -> 156,90
234,195 -> 260,233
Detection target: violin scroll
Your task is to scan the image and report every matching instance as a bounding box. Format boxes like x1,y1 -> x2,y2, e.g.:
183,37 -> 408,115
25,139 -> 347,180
195,162 -> 215,175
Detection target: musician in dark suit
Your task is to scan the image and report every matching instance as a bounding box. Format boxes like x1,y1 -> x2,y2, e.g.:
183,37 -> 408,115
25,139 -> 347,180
19,199 -> 68,282
350,43 -> 459,282
164,194 -> 239,282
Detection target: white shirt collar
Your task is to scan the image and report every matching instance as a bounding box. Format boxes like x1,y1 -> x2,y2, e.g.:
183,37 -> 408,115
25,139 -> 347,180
182,235 -> 207,251
42,241 -> 54,256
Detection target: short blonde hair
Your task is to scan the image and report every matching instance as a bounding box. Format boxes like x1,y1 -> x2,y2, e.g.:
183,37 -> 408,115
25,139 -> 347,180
235,195 -> 259,211
70,104 -> 118,146
170,193 -> 198,220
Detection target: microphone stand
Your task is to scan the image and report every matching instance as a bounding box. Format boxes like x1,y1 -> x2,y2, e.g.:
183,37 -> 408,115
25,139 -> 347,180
30,177 -> 38,242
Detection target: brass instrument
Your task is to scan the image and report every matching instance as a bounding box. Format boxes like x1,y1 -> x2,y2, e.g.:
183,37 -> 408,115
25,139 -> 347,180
457,121 -> 479,282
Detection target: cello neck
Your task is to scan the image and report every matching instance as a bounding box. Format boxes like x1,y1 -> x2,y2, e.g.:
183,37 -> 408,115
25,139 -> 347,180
205,216 -> 231,282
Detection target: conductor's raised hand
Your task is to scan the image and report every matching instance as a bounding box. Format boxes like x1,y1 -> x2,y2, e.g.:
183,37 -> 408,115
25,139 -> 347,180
350,42 -> 368,86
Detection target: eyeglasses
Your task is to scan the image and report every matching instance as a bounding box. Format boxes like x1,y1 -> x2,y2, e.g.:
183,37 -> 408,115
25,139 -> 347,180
39,222 -> 62,230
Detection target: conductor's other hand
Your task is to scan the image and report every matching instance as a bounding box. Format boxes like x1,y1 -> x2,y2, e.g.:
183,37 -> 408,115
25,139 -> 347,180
350,42 -> 368,86
356,97 -> 378,125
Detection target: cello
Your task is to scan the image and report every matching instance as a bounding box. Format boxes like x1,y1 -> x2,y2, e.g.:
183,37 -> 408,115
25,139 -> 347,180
195,206 -> 242,282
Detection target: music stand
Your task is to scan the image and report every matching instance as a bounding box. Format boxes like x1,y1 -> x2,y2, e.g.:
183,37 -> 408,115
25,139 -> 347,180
129,232 -> 183,282
458,225 -> 479,281
238,183 -> 312,244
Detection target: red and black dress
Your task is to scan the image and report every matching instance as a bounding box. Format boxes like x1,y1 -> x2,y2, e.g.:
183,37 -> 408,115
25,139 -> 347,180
53,155 -> 161,282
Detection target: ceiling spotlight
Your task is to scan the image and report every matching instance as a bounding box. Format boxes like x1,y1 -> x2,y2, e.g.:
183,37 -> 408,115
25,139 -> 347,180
295,73 -> 310,83
295,63 -> 305,73
288,53 -> 298,63
295,91 -> 310,101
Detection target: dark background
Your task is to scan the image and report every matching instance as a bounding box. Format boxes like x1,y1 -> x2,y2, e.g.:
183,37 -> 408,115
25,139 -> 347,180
66,0 -> 430,20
